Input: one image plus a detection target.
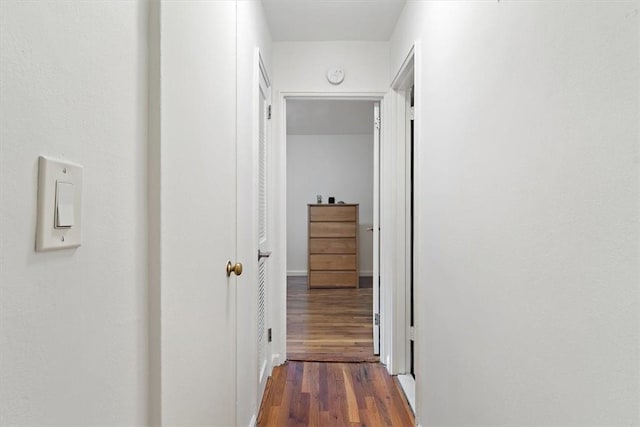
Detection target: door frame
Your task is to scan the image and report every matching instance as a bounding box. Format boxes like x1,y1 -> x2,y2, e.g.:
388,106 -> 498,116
390,45 -> 415,375
373,101 -> 381,355
272,91 -> 387,366
388,43 -> 420,412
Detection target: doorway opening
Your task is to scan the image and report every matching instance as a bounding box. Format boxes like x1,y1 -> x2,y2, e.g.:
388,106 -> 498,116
283,97 -> 382,363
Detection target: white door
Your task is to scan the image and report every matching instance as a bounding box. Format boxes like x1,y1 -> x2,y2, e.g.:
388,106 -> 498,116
235,47 -> 272,425
256,59 -> 272,397
158,1 -> 240,425
373,102 -> 381,354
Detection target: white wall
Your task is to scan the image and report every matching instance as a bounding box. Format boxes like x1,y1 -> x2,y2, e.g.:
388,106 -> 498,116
390,1 -> 639,425
0,2 -> 148,425
287,134 -> 374,275
273,41 -> 389,93
271,41 -> 389,363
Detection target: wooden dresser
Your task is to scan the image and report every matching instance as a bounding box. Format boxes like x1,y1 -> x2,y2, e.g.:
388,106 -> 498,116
307,204 -> 359,288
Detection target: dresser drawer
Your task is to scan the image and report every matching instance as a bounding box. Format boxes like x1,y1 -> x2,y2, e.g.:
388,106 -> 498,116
309,271 -> 358,288
309,205 -> 357,222
309,254 -> 357,271
309,222 -> 356,238
309,238 -> 356,254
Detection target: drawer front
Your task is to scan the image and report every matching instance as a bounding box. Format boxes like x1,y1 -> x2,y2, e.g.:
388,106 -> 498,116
309,238 -> 356,254
309,205 -> 356,222
309,254 -> 357,271
309,222 -> 356,238
309,271 -> 358,288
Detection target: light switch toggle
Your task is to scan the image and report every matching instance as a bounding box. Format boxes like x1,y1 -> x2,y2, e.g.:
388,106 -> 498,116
55,181 -> 75,228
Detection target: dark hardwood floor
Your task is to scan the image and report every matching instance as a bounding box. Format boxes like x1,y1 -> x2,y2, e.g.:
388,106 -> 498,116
287,276 -> 378,362
257,361 -> 415,427
263,277 -> 415,426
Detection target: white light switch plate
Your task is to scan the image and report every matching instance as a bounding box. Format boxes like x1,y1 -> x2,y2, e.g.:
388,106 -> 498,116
36,156 -> 83,251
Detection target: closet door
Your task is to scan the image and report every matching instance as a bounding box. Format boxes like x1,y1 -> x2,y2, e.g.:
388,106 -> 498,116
255,56 -> 272,404
158,2 -> 240,425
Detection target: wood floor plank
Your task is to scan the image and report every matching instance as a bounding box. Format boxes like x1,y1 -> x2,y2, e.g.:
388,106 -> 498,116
327,363 -> 346,425
349,363 -> 368,410
256,375 -> 273,426
271,361 -> 287,406
342,365 -> 360,423
276,367 -> 296,427
306,362 -> 320,427
369,364 -> 395,426
267,407 -> 280,427
290,392 -> 310,426
364,395 -> 384,426
319,410 -> 332,427
318,362 -> 329,412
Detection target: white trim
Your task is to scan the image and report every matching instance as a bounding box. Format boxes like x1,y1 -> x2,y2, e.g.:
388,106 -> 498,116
412,42 -> 423,427
247,414 -> 257,427
391,46 -> 415,90
372,101 -> 381,355
386,44 -> 423,427
380,92 -> 394,373
397,374 -> 416,415
271,353 -> 284,367
385,43 -> 416,376
403,90 -> 413,372
258,52 -> 271,89
393,90 -> 408,375
276,90 -> 386,364
279,91 -> 387,100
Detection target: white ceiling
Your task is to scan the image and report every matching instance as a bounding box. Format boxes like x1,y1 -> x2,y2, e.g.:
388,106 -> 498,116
287,100 -> 375,135
262,0 -> 406,41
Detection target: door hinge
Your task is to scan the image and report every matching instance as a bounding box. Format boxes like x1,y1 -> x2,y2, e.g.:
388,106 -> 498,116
409,326 -> 415,341
374,313 -> 380,326
374,115 -> 381,131
268,328 -> 272,342
409,106 -> 415,121
267,105 -> 272,120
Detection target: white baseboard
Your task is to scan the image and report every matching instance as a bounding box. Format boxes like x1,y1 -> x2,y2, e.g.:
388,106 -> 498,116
271,353 -> 284,366
397,374 -> 416,415
287,270 -> 306,276
248,414 -> 256,427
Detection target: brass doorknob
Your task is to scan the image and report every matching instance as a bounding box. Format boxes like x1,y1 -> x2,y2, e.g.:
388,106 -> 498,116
226,261 -> 243,277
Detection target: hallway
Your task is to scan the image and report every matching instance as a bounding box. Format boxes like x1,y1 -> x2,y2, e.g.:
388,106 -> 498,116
2,1 -> 638,425
257,361 -> 414,426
